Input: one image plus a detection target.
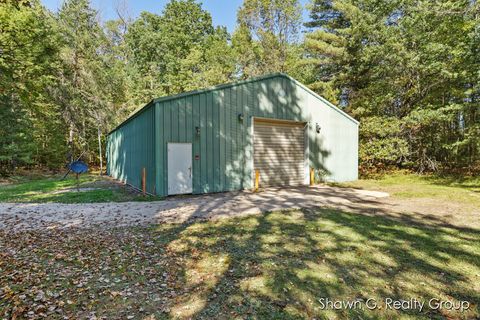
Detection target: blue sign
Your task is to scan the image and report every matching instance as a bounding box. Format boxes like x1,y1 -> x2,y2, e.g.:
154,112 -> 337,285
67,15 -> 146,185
69,161 -> 88,174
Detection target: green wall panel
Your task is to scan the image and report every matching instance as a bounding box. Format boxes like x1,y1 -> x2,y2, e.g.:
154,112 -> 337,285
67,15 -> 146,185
108,73 -> 359,197
106,103 -> 156,194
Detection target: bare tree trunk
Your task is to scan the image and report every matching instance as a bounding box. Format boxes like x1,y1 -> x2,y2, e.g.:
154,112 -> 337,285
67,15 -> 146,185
97,126 -> 103,176
68,123 -> 74,163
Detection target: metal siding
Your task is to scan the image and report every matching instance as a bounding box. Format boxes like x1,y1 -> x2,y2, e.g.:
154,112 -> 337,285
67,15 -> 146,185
106,105 -> 156,193
206,92 -> 213,192
172,100 -> 179,142
155,102 -> 163,196
178,99 -> 185,143
192,95 -> 201,193
219,90 -> 226,191
239,84 -> 247,189
279,77 -> 286,120
186,97 -> 193,153
109,74 -> 358,197
302,84 -> 358,182
162,102 -> 170,194
200,93 -> 207,193
231,85 -> 240,190
213,91 -> 220,192
225,88 -> 232,190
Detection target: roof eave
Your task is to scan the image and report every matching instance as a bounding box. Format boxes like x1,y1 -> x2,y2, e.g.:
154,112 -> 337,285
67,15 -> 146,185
107,72 -> 358,136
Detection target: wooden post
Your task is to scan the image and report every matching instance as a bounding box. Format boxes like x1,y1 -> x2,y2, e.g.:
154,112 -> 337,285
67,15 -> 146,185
310,167 -> 315,186
254,169 -> 260,191
97,126 -> 103,176
142,167 -> 146,196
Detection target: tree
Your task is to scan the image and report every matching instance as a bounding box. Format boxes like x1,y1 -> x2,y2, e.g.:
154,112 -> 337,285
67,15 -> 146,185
176,27 -> 236,91
56,0 -> 120,173
0,0 -> 64,174
125,0 -> 224,99
233,0 -> 303,78
305,0 -> 480,171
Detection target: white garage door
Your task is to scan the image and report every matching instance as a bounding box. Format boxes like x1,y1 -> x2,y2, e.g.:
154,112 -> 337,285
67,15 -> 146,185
254,119 -> 306,187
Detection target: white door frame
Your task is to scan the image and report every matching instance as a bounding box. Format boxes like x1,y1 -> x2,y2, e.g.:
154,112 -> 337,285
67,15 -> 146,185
167,142 -> 193,195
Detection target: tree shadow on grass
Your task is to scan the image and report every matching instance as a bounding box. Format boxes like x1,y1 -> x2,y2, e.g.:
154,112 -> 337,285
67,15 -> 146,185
163,207 -> 480,319
421,174 -> 480,192
2,205 -> 479,319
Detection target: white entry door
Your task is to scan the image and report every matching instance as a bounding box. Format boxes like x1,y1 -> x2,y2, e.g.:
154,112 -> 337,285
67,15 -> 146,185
167,143 -> 193,195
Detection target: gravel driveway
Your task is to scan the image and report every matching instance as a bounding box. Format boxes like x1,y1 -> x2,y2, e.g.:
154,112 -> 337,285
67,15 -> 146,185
0,185 -> 388,231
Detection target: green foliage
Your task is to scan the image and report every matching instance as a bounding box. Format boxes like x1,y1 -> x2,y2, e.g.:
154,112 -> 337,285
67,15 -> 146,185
233,0 -> 304,78
0,0 -> 63,174
359,117 -> 409,170
125,0 -> 232,100
305,0 -> 480,172
0,174 -> 162,203
176,27 -> 236,91
0,0 -> 234,176
2,0 -> 477,176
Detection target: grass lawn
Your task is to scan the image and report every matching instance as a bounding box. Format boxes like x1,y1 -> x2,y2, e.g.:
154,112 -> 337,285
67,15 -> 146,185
1,207 -> 479,319
336,173 -> 480,209
1,173 -> 479,319
0,174 -> 162,203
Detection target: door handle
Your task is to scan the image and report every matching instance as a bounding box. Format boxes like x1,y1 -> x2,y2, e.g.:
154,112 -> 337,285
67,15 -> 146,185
188,166 -> 192,178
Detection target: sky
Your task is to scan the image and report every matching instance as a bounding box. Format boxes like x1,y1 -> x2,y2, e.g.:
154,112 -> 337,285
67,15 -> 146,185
41,0 -> 311,33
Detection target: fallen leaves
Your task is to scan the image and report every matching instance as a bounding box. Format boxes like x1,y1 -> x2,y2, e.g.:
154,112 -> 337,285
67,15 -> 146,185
0,226 -> 181,319
109,290 -> 122,298
3,208 -> 478,320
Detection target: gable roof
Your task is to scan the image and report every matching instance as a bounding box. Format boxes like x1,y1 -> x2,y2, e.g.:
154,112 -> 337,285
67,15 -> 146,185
108,73 -> 358,135
283,74 -> 359,125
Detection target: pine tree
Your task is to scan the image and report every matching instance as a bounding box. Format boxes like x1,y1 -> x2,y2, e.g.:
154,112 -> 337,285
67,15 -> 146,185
0,0 -> 63,174
305,0 -> 480,171
56,0 -> 116,170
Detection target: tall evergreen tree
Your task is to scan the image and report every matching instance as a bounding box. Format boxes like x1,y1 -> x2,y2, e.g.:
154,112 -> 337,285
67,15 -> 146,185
56,0 -> 118,170
0,0 -> 63,174
305,0 -> 480,171
1,0 -> 478,175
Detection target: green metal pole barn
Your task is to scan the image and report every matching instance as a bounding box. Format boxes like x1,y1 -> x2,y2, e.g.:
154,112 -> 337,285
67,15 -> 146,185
106,73 -> 359,196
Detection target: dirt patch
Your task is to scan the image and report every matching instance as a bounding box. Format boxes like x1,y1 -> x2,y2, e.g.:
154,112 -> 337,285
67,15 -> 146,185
383,197 -> 480,228
1,184 -> 478,232
50,187 -> 103,194
0,185 -> 390,232
81,176 -> 144,195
